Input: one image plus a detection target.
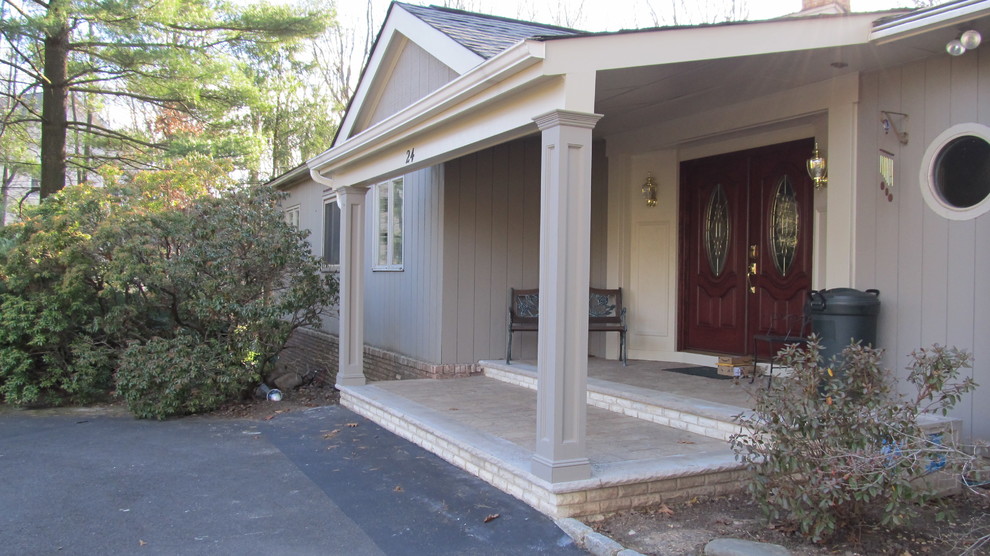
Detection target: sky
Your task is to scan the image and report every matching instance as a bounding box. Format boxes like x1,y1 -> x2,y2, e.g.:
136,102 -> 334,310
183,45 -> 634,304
336,0 -> 921,36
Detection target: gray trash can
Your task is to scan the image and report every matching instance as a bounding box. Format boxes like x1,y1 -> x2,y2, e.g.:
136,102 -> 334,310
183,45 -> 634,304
806,288 -> 880,367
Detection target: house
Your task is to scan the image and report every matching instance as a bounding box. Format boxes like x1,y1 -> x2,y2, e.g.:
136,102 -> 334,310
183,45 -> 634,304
1,93 -> 106,225
276,0 -> 990,491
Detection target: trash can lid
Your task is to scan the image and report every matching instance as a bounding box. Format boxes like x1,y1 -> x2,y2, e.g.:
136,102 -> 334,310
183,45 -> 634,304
807,288 -> 880,315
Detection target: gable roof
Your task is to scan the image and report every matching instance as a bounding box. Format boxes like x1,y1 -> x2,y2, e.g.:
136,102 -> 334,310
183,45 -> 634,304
396,2 -> 582,59
332,2 -> 583,148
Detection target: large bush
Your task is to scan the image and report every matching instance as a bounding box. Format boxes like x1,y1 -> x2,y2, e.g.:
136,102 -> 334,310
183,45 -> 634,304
116,335 -> 254,419
0,185 -> 120,405
0,160 -> 336,417
731,339 -> 976,543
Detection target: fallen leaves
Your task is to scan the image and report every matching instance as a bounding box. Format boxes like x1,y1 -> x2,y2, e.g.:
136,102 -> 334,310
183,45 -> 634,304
484,513 -> 500,523
263,409 -> 290,421
346,422 -> 359,428
393,485 -> 404,492
322,429 -> 341,439
656,504 -> 675,517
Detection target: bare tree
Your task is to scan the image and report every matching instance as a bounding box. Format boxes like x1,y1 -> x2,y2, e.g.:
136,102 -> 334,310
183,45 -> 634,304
441,0 -> 484,11
649,0 -> 749,26
313,0 -> 375,126
552,0 -> 586,28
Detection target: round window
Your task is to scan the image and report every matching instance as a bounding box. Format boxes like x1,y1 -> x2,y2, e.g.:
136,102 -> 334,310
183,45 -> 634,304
921,123 -> 990,220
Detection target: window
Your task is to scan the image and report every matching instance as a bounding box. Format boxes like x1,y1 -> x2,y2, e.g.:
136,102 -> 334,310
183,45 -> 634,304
323,197 -> 340,268
934,137 -> 990,208
374,177 -> 403,270
921,123 -> 990,220
285,205 -> 300,229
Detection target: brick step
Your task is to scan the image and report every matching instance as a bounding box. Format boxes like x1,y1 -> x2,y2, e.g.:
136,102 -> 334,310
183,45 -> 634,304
480,360 -> 750,442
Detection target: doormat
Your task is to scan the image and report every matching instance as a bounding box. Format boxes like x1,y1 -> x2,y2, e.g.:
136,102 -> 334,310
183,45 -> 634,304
662,366 -> 732,380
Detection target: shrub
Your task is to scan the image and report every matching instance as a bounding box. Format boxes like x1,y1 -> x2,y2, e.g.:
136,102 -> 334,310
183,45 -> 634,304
116,334 -> 256,419
108,183 -> 336,418
731,339 -> 976,543
0,159 -> 336,416
0,185 -> 119,405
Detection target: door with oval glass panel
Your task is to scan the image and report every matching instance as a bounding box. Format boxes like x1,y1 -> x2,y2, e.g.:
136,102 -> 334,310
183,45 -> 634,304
679,139 -> 814,356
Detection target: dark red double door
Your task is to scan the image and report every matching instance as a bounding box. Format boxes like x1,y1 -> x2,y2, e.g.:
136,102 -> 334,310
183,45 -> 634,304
678,139 -> 814,356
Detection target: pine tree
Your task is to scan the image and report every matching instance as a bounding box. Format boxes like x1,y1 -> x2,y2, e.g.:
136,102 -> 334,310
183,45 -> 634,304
0,0 -> 332,197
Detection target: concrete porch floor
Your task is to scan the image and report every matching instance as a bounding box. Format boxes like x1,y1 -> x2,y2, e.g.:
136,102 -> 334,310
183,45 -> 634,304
339,358 -> 767,518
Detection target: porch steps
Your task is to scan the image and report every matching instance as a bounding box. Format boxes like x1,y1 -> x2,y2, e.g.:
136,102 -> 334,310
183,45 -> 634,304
339,378 -> 748,518
480,360 -> 751,442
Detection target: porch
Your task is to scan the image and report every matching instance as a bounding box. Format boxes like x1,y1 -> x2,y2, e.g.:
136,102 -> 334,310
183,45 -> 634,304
339,358 -> 767,518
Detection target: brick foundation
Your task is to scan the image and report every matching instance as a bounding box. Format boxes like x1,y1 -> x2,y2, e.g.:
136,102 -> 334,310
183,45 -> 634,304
277,327 -> 480,384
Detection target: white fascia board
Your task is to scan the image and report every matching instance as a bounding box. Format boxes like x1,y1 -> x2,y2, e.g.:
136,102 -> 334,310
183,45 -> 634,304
389,8 -> 485,74
542,14 -> 880,74
325,77 -> 567,188
309,40 -> 547,183
334,6 -> 485,146
869,0 -> 990,44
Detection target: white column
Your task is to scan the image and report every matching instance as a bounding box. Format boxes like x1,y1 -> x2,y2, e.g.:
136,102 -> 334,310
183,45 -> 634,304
335,185 -> 369,387
531,109 -> 602,483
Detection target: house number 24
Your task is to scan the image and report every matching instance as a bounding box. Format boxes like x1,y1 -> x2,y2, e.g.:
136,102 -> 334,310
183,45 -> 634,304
405,148 -> 415,164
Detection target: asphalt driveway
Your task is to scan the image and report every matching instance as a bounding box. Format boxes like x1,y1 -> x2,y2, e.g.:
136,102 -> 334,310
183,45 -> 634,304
0,405 -> 584,555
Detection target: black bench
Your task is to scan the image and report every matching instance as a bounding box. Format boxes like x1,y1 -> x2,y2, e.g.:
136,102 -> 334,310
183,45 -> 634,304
505,287 -> 627,366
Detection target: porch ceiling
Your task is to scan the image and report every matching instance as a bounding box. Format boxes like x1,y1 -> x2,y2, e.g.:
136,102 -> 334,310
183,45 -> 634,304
592,12 -> 990,137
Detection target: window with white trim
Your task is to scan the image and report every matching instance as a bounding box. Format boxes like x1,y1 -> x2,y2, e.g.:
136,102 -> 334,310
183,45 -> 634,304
921,123 -> 990,220
323,196 -> 340,269
284,205 -> 300,229
374,177 -> 403,270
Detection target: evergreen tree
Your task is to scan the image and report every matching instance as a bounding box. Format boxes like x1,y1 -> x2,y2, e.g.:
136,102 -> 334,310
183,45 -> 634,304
0,0 -> 332,197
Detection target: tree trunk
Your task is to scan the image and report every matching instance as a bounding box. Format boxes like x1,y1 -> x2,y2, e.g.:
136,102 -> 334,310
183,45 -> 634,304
40,6 -> 70,199
1,167 -> 13,226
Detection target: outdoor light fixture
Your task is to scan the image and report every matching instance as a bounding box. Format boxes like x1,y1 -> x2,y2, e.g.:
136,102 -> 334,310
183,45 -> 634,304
947,29 -> 982,56
807,143 -> 828,190
642,173 -> 658,207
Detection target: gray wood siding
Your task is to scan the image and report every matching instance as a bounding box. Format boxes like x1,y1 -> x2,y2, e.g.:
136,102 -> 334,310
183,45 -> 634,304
360,39 -> 458,134
440,138 -> 609,364
278,177 -> 339,336
363,166 -> 444,363
856,52 -> 990,440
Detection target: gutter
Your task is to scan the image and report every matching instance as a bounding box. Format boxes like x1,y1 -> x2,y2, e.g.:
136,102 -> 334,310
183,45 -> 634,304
266,163 -> 310,191
306,39 -> 546,184
870,0 -> 990,44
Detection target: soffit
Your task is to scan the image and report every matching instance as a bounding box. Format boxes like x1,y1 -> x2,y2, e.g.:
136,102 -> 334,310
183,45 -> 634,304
591,11 -> 990,136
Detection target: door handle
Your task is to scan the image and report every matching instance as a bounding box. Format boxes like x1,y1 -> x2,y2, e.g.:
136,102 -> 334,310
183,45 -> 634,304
746,262 -> 757,293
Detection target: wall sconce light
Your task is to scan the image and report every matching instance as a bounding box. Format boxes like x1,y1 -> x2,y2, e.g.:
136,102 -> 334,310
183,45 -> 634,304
807,143 -> 828,190
947,29 -> 982,56
642,173 -> 658,207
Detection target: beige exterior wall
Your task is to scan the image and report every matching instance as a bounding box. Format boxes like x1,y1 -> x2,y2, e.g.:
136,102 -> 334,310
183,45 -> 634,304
856,53 -> 990,441
605,79 -> 835,364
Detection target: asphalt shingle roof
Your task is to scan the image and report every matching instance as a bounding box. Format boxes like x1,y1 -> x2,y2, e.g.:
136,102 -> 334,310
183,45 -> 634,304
397,2 -> 582,59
